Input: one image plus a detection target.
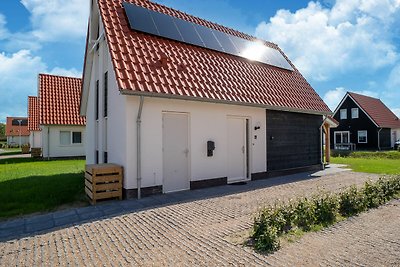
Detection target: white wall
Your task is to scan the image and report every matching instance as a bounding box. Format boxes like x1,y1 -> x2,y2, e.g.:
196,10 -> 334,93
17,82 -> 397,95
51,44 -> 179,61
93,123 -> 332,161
29,131 -> 42,148
41,125 -> 86,158
119,96 -> 266,189
7,136 -> 29,146
392,128 -> 400,147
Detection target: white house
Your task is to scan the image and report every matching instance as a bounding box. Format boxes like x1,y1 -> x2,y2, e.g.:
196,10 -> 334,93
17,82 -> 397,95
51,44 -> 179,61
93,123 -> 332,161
80,0 -> 332,198
28,74 -> 86,158
28,96 -> 42,148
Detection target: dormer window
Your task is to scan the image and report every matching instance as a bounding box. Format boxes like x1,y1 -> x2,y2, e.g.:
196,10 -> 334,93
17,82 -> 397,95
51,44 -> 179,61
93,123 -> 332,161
351,108 -> 359,119
340,109 -> 347,120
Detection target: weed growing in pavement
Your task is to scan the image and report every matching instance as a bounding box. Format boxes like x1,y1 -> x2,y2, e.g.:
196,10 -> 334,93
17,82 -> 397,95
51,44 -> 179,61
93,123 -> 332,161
252,175 -> 400,254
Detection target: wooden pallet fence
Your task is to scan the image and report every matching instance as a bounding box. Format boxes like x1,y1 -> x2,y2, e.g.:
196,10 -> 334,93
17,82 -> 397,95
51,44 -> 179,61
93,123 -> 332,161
31,147 -> 42,158
85,163 -> 123,204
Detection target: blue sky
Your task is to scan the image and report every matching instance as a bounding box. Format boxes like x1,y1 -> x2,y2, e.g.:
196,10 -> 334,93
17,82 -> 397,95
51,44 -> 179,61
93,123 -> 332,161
1,0 -> 400,123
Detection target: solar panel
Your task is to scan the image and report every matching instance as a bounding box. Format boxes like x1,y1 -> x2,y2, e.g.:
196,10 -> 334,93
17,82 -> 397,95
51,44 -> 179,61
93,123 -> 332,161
173,18 -> 204,47
149,10 -> 183,42
122,2 -> 293,71
123,2 -> 158,36
194,24 -> 223,52
212,30 -> 238,55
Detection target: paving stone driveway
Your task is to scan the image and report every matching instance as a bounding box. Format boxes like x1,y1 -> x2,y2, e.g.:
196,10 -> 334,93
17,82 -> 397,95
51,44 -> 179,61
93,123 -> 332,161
0,167 -> 399,266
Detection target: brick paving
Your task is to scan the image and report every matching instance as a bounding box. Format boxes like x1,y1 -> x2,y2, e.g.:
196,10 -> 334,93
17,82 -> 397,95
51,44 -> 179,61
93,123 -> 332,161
0,167 -> 399,266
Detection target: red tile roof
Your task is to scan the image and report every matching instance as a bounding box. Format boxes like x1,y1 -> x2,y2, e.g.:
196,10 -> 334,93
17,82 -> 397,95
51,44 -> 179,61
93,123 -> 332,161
39,74 -> 86,126
349,92 -> 400,129
5,117 -> 30,137
96,0 -> 331,114
28,96 -> 41,131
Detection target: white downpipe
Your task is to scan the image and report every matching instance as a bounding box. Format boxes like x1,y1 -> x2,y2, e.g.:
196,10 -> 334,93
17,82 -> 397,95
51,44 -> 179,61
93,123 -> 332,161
47,127 -> 50,160
137,96 -> 144,199
378,128 -> 382,151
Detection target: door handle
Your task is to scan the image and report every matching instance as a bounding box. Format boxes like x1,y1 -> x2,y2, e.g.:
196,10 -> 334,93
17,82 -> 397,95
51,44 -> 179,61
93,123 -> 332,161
184,148 -> 189,157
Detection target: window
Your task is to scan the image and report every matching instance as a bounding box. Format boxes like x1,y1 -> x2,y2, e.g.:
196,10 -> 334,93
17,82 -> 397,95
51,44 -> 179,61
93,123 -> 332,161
60,131 -> 82,145
95,150 -> 99,164
358,131 -> 367,143
60,131 -> 71,145
340,109 -> 347,119
104,151 -> 108,163
95,80 -> 99,120
351,108 -> 359,119
104,71 -> 108,117
72,132 -> 82,144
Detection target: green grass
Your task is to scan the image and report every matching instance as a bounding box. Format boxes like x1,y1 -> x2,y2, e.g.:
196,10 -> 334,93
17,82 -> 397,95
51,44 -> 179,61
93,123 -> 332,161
0,147 -> 22,156
0,158 -> 87,219
331,151 -> 400,175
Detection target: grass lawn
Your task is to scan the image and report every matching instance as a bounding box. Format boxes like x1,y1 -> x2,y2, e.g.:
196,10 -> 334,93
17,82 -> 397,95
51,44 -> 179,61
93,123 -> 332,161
0,158 -> 87,219
0,147 -> 22,156
331,151 -> 400,175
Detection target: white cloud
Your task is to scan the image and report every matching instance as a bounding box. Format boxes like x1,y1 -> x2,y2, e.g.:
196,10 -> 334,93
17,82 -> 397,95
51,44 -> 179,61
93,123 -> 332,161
20,0 -> 89,42
0,50 -> 82,120
255,0 -> 400,81
323,87 -> 379,111
387,64 -> 400,88
0,14 -> 10,41
49,67 -> 82,78
0,50 -> 46,119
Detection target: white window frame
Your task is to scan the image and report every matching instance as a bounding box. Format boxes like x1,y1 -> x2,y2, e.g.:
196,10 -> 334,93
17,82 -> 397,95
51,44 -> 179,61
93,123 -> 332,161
358,130 -> 367,143
60,131 -> 83,146
340,109 -> 347,120
351,108 -> 359,119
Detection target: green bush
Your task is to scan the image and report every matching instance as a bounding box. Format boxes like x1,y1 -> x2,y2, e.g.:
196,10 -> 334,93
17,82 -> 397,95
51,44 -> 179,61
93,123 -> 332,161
253,225 -> 280,252
253,176 -> 400,253
338,185 -> 366,217
314,194 -> 338,225
363,180 -> 385,208
293,198 -> 316,230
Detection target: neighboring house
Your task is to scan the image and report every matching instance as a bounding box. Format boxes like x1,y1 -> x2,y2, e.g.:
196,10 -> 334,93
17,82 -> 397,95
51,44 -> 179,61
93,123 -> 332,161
80,0 -> 332,198
5,117 -> 29,146
331,92 -> 400,150
28,96 -> 42,148
28,74 -> 86,158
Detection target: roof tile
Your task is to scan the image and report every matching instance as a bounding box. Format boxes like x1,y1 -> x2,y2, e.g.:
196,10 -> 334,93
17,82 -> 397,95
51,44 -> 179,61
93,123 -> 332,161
97,0 -> 331,114
39,74 -> 86,126
5,117 -> 30,137
28,96 -> 41,131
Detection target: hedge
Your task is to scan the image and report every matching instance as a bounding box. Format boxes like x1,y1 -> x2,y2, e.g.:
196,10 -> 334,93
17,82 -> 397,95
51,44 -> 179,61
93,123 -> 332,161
252,176 -> 400,253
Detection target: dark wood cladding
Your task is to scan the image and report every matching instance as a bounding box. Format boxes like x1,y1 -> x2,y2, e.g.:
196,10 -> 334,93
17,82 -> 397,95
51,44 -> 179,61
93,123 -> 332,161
330,97 -> 392,150
266,110 -> 322,171
190,177 -> 227,190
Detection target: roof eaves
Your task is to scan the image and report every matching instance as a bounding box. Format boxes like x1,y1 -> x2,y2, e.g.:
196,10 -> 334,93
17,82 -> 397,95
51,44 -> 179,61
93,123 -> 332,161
119,89 -> 331,116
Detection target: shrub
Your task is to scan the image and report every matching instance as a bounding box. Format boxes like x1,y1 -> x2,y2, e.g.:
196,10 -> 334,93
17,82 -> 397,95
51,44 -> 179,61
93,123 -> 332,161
314,194 -> 338,225
253,225 -> 280,252
339,185 -> 366,217
253,176 -> 400,253
293,198 -> 316,231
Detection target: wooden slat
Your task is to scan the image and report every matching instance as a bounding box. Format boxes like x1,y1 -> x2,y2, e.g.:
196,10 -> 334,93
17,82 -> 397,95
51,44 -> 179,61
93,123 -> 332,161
85,172 -> 93,183
92,174 -> 122,184
85,179 -> 93,191
85,187 -> 93,199
95,191 -> 121,199
95,183 -> 122,191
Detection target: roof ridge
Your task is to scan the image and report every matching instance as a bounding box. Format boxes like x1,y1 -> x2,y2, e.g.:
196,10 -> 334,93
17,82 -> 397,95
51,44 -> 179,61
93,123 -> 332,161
39,73 -> 82,80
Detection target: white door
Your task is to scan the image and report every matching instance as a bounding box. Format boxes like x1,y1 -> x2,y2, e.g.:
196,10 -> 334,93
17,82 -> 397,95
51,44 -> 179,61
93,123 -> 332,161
227,117 -> 248,183
162,113 -> 190,193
